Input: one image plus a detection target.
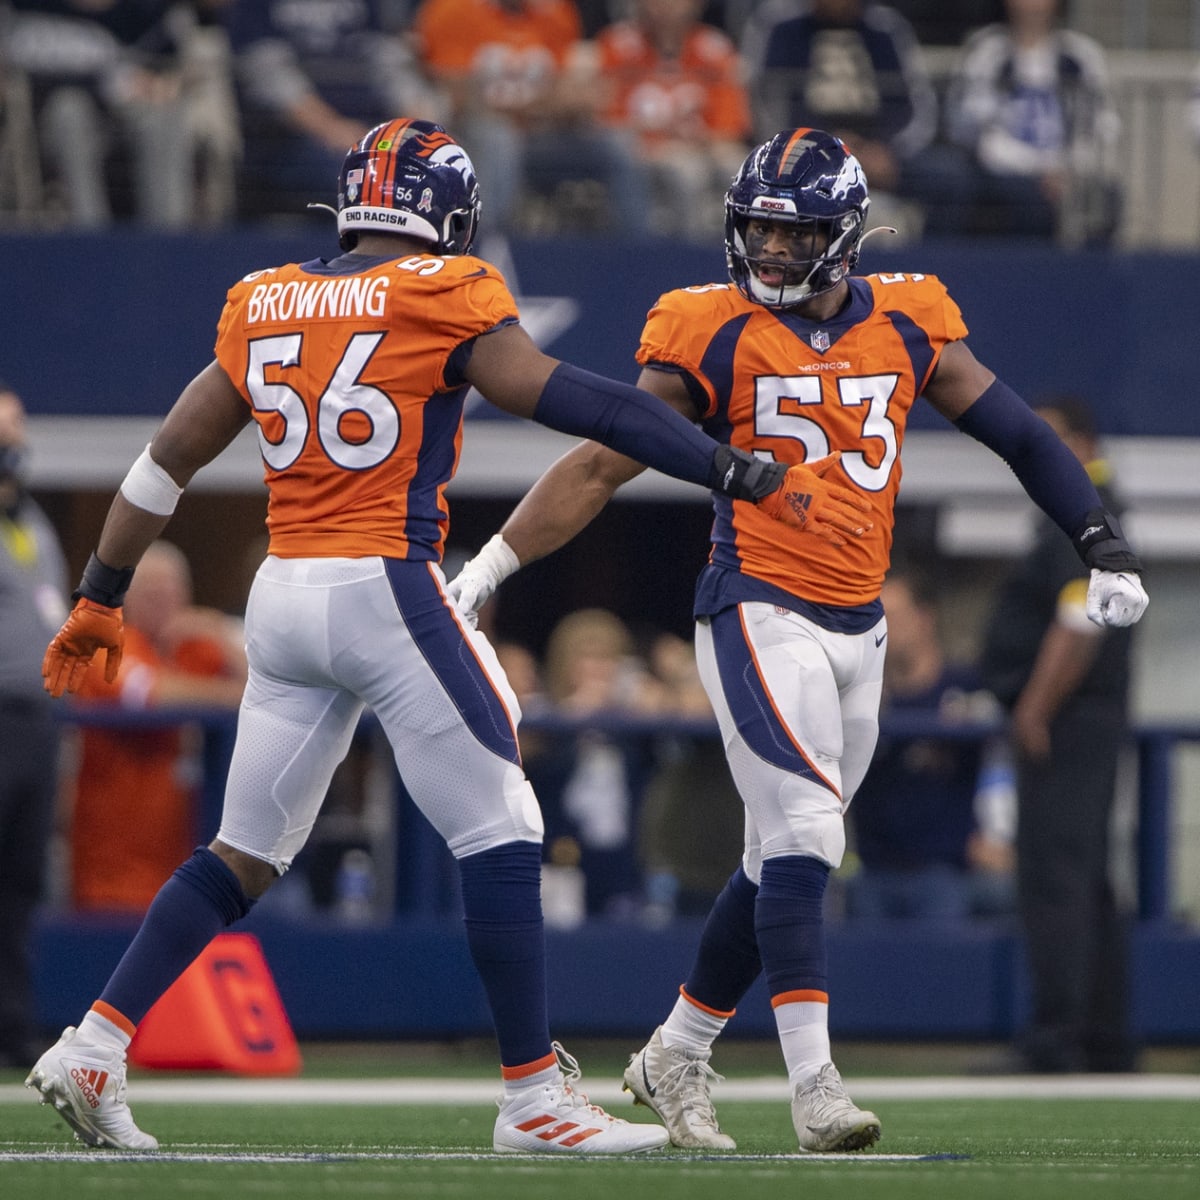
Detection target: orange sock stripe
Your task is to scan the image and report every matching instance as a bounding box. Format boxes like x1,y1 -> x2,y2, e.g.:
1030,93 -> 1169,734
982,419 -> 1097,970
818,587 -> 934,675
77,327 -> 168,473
680,985 -> 736,1020
770,989 -> 829,1008
501,1050 -> 558,1081
91,1000 -> 137,1038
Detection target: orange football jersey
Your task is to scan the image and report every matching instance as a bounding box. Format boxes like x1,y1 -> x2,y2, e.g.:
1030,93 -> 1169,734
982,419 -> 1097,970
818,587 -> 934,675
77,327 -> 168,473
214,252 -> 520,560
636,272 -> 968,608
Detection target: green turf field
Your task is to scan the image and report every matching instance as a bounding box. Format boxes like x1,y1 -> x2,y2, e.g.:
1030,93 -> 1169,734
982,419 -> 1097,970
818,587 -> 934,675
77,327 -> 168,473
3,1046 -> 1198,1199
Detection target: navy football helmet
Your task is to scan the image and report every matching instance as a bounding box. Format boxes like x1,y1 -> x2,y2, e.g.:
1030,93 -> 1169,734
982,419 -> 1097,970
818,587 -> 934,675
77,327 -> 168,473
334,119 -> 481,254
725,129 -> 870,308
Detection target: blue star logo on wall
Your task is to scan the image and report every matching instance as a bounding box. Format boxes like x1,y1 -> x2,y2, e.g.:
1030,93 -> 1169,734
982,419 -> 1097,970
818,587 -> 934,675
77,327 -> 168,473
464,236 -> 580,418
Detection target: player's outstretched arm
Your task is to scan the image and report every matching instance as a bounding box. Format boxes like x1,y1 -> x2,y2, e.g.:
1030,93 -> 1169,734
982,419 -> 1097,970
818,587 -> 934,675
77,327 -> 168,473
43,362 -> 251,697
448,350 -> 873,625
447,436 -> 645,625
925,341 -> 1148,628
462,324 -> 871,539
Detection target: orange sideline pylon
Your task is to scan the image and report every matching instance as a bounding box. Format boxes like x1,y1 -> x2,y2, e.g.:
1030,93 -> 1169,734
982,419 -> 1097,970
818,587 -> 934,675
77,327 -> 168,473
129,932 -> 301,1075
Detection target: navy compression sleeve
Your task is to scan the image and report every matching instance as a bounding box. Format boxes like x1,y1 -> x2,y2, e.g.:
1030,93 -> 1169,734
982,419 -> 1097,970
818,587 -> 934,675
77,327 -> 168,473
954,379 -> 1103,537
955,380 -> 1142,572
534,363 -> 789,500
533,361 -> 717,485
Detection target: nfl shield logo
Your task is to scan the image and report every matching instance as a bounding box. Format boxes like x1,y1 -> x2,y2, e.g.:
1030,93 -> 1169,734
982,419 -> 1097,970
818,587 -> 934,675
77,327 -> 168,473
810,329 -> 830,352
346,167 -> 363,202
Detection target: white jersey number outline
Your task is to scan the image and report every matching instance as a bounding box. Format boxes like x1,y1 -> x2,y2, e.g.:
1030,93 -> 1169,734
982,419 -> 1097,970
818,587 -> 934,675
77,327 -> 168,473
752,373 -> 899,493
246,332 -> 399,472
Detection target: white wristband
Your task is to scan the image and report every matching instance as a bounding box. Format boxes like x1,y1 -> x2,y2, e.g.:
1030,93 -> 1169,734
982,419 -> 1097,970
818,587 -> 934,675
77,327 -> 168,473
119,445 -> 184,516
479,533 -> 521,582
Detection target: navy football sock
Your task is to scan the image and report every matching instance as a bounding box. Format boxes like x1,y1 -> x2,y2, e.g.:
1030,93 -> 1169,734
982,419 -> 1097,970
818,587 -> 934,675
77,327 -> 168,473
754,855 -> 830,997
458,841 -> 550,1070
683,865 -> 763,1013
98,847 -> 252,1026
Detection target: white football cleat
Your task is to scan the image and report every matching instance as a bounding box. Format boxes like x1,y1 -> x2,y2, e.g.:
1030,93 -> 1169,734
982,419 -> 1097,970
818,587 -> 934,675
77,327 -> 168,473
623,1026 -> 736,1149
25,1026 -> 158,1151
494,1043 -> 669,1154
792,1062 -> 880,1152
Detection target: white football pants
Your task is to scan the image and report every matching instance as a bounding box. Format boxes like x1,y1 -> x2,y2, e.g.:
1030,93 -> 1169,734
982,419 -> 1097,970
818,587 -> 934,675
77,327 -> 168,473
217,556 -> 543,872
694,601 -> 886,881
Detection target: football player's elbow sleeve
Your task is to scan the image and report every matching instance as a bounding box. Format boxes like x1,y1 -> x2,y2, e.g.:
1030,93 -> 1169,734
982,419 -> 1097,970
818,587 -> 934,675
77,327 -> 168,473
532,362 -> 715,487
954,378 -> 1102,535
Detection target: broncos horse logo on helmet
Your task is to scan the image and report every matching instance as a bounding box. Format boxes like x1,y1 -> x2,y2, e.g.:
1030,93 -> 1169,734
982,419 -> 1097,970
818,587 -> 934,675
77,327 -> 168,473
725,129 -> 872,309
331,119 -> 481,255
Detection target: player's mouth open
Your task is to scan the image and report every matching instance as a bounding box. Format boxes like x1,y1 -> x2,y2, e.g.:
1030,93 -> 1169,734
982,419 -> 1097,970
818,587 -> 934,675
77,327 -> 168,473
757,262 -> 789,286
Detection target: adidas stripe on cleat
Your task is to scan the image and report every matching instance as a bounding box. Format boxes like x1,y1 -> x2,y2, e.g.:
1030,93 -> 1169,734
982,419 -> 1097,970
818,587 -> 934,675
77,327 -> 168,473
25,1026 -> 158,1151
71,1067 -> 110,1107
494,1043 -> 668,1154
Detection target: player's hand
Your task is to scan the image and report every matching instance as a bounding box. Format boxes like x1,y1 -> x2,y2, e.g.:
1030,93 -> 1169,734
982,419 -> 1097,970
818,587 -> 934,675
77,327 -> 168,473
1086,569 -> 1148,628
756,452 -> 873,546
41,598 -> 125,698
445,534 -> 520,628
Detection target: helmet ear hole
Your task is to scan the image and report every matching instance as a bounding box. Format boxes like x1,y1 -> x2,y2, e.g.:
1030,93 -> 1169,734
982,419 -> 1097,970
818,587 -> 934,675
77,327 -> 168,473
443,201 -> 480,256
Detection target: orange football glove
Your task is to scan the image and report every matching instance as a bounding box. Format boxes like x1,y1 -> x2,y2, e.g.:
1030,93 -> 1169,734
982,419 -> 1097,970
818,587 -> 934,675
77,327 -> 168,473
755,452 -> 873,545
41,597 -> 125,698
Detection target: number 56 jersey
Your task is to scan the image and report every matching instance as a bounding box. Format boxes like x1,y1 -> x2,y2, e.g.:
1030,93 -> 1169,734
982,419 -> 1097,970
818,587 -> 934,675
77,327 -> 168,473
636,273 -> 969,614
214,252 -> 520,561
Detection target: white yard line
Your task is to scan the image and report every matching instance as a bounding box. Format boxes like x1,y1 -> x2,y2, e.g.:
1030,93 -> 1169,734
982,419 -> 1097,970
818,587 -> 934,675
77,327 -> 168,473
3,1074 -> 1200,1106
0,1149 -> 960,1164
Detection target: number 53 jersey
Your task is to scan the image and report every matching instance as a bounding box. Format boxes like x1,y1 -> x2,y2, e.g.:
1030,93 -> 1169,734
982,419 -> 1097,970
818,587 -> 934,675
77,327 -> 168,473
213,251 -> 520,561
636,273 -> 969,614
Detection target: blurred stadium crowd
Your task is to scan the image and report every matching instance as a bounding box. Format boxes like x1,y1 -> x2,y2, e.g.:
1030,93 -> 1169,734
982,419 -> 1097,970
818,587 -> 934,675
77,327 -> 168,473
3,0 -> 1199,246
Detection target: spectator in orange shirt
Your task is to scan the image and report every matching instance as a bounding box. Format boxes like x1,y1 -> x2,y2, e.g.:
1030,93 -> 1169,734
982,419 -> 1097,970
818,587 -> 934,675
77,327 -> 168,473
67,540 -> 245,914
594,0 -> 751,239
413,0 -> 651,234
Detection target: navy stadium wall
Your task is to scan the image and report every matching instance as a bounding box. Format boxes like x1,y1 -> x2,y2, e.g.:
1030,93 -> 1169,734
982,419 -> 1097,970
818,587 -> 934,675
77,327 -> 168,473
31,911 -> 1200,1042
28,706 -> 1199,1042
3,231 -> 1199,437
26,702 -> 1200,1043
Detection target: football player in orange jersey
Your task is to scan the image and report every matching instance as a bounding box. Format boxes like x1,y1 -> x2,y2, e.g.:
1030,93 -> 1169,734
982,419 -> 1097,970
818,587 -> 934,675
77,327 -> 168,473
26,118 -> 867,1156
447,128 -> 1150,1152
